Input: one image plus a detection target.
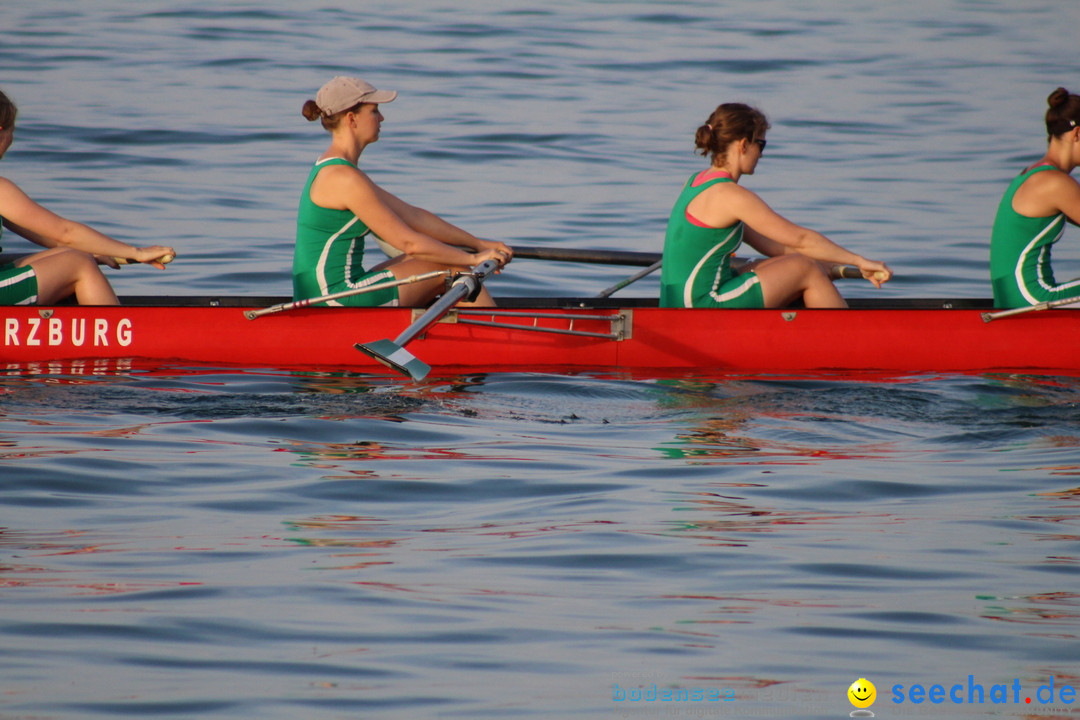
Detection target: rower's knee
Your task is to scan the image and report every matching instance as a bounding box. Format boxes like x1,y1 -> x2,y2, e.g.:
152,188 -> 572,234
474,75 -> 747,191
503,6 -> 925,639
795,253 -> 825,275
72,249 -> 100,271
793,255 -> 834,287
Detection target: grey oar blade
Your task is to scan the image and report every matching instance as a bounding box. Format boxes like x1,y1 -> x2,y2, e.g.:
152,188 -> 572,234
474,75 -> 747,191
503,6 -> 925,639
355,339 -> 431,381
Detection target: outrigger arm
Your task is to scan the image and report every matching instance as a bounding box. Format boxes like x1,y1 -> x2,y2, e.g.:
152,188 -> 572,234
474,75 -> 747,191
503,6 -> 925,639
355,259 -> 501,381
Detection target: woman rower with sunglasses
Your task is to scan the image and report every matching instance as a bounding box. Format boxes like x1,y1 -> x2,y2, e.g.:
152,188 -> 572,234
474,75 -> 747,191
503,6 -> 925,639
660,103 -> 890,309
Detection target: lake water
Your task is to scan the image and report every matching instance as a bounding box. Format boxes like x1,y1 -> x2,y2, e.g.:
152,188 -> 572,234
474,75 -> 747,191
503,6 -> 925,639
2,1 -> 1080,718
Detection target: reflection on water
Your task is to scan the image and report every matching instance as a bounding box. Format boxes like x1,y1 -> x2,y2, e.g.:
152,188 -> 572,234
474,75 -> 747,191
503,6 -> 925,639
0,366 -> 1079,718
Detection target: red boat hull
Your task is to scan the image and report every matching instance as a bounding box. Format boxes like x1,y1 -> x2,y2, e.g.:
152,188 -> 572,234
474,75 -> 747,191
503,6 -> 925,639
3,299 -> 1078,376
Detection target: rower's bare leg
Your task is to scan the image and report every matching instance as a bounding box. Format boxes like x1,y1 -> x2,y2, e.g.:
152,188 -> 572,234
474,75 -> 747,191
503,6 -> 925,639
391,260 -> 497,308
458,286 -> 495,307
19,249 -> 119,305
755,254 -> 847,309
369,255 -> 406,272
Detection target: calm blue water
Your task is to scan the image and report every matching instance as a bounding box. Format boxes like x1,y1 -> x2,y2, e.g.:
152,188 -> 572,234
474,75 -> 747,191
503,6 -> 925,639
3,2 -> 1080,718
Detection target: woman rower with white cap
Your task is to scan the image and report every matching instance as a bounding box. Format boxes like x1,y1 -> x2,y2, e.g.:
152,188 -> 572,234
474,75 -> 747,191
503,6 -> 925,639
294,76 -> 511,308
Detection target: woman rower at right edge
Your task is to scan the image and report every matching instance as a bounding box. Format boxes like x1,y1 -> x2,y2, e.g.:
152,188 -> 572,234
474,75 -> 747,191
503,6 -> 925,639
990,87 -> 1080,309
660,102 -> 891,309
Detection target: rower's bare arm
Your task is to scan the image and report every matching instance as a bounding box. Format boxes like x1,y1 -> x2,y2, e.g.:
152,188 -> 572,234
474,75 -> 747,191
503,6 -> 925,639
742,226 -> 796,258
0,178 -> 174,266
1056,174 -> 1080,226
737,191 -> 849,262
334,171 -> 491,267
373,188 -> 449,236
0,178 -> 68,248
373,185 -> 512,260
737,188 -> 891,286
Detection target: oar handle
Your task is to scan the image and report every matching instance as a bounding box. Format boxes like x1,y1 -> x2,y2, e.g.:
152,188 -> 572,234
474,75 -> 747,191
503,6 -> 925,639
113,253 -> 176,266
830,265 -> 863,280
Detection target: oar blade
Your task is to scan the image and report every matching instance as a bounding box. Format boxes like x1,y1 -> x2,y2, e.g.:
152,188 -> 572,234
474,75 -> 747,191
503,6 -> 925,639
355,339 -> 431,381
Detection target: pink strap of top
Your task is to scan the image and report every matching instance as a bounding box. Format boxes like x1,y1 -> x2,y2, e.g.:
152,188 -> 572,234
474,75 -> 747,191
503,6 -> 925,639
1023,160 -> 1056,174
686,169 -> 734,227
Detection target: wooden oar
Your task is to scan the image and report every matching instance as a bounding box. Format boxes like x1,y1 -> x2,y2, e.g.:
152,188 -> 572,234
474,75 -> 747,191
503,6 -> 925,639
378,239 -> 659,267
376,237 -> 659,267
514,245 -> 865,281
513,245 -> 659,267
981,295 -> 1080,322
381,239 -> 868,281
355,259 -> 501,380
244,270 -> 450,320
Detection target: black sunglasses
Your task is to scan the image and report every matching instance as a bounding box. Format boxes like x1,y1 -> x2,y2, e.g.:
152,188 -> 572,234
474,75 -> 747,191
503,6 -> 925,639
753,138 -> 767,151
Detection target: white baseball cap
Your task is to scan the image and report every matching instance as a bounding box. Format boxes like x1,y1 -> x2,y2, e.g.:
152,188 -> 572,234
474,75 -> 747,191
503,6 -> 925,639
315,76 -> 397,116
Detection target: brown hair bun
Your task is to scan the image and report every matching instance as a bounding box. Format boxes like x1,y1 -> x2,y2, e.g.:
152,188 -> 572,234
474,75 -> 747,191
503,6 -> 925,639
301,99 -> 322,122
1045,87 -> 1080,138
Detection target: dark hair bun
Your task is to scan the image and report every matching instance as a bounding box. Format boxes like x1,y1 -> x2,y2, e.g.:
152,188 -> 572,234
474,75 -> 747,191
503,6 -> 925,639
301,99 -> 322,122
1048,87 -> 1070,109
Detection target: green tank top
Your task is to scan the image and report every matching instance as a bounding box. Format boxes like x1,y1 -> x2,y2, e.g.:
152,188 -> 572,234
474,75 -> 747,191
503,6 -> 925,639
660,172 -> 743,308
990,164 -> 1069,307
293,157 -> 371,300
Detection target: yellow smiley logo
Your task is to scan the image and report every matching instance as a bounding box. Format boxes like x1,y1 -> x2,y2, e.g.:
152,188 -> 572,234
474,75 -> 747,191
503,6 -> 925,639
848,678 -> 876,709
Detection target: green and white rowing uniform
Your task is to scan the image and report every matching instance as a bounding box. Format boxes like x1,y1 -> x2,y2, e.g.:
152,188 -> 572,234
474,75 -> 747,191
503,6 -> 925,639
660,170 -> 763,308
293,157 -> 397,307
990,163 -> 1079,308
0,217 -> 39,305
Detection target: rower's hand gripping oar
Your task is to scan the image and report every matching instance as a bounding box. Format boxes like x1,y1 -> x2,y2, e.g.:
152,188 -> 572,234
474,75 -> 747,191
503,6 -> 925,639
355,259 -> 502,381
112,253 -> 176,269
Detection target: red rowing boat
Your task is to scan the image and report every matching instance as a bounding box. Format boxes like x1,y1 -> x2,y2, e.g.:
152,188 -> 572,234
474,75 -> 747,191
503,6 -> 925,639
3,295 -> 1077,376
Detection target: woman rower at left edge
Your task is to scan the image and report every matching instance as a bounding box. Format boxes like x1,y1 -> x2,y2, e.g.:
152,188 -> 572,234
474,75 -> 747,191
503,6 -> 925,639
0,89 -> 175,305
293,76 -> 512,308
